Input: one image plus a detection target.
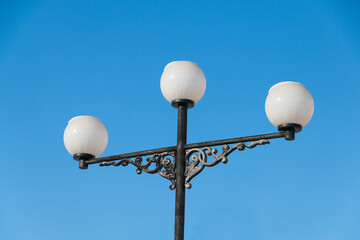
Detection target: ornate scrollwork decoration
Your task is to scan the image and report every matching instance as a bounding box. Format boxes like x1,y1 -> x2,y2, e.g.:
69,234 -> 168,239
98,139 -> 270,190
184,139 -> 270,189
100,152 -> 176,190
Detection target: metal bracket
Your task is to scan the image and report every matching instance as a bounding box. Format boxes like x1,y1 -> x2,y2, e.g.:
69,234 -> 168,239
184,139 -> 269,189
100,152 -> 176,190
99,139 -> 270,190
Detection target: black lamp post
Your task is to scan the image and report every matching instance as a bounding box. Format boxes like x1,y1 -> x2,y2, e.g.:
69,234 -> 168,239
64,61 -> 314,240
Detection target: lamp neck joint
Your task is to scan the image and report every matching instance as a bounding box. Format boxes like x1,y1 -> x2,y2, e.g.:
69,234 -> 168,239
171,99 -> 194,109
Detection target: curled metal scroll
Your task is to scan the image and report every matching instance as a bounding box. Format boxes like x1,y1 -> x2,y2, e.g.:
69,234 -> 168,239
100,152 -> 176,190
184,139 -> 270,189
99,139 -> 269,190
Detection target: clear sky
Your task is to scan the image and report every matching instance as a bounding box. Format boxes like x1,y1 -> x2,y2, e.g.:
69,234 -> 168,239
0,0 -> 359,239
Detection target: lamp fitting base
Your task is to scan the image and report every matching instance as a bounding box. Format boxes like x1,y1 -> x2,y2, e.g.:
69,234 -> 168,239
171,99 -> 194,109
278,123 -> 302,141
73,153 -> 95,169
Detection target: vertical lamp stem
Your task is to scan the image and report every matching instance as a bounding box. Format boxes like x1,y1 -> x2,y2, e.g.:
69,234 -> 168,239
174,103 -> 188,240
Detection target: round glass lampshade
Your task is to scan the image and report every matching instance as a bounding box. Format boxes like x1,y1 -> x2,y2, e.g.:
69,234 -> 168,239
64,116 -> 108,158
265,81 -> 314,128
160,61 -> 206,104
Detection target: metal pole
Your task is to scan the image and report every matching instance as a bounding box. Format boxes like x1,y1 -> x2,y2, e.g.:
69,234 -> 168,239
174,104 -> 187,240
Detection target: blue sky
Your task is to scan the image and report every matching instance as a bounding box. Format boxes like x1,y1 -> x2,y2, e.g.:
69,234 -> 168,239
0,0 -> 359,239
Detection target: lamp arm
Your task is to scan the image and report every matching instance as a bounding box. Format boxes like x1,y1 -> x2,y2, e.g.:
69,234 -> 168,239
90,132 -> 286,164
90,131 -> 290,190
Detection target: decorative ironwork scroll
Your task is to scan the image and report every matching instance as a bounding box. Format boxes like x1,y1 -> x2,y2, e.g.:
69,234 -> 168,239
99,139 -> 270,190
184,139 -> 270,189
100,152 -> 176,190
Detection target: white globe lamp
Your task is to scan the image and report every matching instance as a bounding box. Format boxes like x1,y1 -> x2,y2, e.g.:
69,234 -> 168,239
64,116 -> 108,169
160,61 -> 206,108
265,81 -> 314,140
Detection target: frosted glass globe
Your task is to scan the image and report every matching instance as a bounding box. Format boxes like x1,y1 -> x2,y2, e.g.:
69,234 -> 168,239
64,116 -> 108,158
265,81 -> 314,128
160,61 -> 206,104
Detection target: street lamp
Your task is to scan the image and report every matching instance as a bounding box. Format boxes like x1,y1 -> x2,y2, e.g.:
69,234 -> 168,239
63,60 -> 314,240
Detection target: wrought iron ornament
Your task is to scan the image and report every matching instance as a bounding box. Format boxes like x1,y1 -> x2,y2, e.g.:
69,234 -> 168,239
100,152 -> 176,190
100,139 -> 269,190
184,139 -> 269,189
